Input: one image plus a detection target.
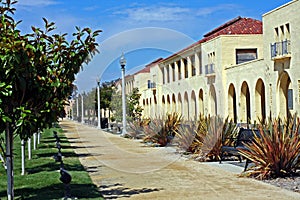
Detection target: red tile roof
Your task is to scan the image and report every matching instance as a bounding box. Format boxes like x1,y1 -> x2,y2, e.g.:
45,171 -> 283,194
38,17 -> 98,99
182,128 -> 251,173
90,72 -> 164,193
162,16 -> 262,62
134,58 -> 164,75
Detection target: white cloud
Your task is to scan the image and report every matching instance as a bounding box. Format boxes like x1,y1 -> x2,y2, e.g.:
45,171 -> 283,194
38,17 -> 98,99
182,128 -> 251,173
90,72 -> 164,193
196,4 -> 239,16
17,0 -> 59,7
114,5 -> 190,22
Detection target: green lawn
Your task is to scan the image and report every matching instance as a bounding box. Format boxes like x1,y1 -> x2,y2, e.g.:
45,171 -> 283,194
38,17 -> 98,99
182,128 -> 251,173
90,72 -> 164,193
0,127 -> 104,200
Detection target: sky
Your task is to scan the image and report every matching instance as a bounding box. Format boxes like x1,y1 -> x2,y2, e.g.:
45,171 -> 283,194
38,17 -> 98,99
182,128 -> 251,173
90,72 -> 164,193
13,0 -> 291,92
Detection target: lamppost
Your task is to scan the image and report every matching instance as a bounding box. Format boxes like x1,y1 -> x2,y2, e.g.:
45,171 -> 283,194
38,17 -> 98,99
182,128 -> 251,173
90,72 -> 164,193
96,77 -> 101,129
81,94 -> 84,124
76,96 -> 79,121
120,53 -> 127,136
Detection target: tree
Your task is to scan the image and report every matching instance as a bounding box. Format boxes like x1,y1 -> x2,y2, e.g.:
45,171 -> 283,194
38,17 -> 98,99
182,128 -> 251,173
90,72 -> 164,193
95,81 -> 115,119
128,88 -> 143,122
0,1 -> 101,199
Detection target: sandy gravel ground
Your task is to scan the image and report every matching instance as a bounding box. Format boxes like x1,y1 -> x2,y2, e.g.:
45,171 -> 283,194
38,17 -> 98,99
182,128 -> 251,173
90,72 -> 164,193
60,120 -> 300,200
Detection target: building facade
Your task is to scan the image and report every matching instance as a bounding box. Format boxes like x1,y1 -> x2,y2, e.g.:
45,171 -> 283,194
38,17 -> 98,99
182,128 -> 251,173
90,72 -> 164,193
123,0 -> 300,122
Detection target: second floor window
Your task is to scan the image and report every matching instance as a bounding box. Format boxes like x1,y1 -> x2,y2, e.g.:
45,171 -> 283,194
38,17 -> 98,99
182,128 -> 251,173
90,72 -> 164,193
236,49 -> 257,64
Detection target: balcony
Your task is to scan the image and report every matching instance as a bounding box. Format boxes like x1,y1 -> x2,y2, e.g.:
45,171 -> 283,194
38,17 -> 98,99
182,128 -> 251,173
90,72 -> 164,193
205,63 -> 215,76
147,81 -> 156,90
271,40 -> 291,60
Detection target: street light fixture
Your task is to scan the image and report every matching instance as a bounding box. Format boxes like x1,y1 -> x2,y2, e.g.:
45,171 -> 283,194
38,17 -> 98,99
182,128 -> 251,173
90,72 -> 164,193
120,53 -> 127,136
96,77 -> 101,129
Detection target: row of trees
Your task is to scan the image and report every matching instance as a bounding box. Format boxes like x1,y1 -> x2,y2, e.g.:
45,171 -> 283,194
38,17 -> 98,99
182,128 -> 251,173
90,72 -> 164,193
0,0 -> 101,199
72,81 -> 143,124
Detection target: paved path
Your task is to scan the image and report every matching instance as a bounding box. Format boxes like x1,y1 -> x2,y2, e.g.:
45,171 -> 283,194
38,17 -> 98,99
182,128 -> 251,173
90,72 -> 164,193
60,120 -> 300,200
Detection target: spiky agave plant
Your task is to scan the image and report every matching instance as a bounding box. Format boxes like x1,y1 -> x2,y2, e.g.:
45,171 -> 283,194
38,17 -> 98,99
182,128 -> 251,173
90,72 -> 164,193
127,120 -> 145,139
164,112 -> 182,137
201,116 -> 238,161
239,116 -> 300,179
143,113 -> 182,146
143,118 -> 164,144
175,120 -> 201,153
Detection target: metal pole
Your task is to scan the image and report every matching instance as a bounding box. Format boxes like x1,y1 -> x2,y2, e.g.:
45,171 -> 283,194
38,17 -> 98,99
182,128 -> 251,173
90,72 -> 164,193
71,100 -> 74,120
97,81 -> 101,129
121,67 -> 127,135
81,94 -> 84,124
76,97 -> 79,121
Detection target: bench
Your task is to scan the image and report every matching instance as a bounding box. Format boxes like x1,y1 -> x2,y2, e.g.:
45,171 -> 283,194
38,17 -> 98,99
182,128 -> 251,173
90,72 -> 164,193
219,128 -> 260,171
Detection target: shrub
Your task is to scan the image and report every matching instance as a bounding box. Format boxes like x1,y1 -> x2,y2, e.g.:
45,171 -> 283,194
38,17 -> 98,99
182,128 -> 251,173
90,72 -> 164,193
143,113 -> 182,146
201,117 -> 237,161
239,116 -> 300,179
175,115 -> 238,161
175,120 -> 200,153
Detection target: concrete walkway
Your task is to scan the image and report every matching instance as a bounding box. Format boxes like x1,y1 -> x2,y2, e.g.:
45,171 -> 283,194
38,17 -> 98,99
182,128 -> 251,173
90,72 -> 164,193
60,120 -> 300,200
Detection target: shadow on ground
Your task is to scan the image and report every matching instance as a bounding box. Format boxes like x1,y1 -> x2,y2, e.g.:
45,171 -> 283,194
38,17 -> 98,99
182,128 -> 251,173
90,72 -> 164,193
0,183 -> 103,200
100,183 -> 162,199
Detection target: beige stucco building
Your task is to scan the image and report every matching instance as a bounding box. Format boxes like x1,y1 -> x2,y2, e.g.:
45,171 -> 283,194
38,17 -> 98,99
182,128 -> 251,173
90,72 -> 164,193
123,0 -> 300,123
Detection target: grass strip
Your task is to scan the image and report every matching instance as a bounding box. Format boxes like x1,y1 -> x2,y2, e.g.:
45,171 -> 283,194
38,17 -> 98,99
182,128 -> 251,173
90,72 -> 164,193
0,127 -> 104,200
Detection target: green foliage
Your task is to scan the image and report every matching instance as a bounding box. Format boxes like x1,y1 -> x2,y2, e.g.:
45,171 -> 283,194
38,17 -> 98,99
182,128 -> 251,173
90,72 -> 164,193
99,81 -> 115,112
0,1 -> 101,197
0,0 -> 101,138
127,88 -> 143,121
239,116 -> 300,179
0,127 -> 103,199
110,91 -> 123,122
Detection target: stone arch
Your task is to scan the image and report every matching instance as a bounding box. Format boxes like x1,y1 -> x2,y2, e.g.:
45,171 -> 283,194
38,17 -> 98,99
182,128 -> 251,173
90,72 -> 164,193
198,89 -> 204,115
209,85 -> 217,116
255,79 -> 266,122
178,93 -> 182,115
162,95 -> 165,116
167,95 -> 171,114
191,90 -> 197,119
240,81 -> 251,123
184,91 -> 189,120
228,84 -> 237,123
277,71 -> 292,119
172,94 -> 176,113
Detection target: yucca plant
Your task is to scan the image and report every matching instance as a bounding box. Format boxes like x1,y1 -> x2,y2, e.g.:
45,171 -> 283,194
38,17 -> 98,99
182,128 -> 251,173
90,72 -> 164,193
175,121 -> 201,153
188,114 -> 210,154
201,116 -> 238,161
239,116 -> 300,179
143,113 -> 182,146
164,112 -> 182,137
127,120 -> 145,139
143,118 -> 164,144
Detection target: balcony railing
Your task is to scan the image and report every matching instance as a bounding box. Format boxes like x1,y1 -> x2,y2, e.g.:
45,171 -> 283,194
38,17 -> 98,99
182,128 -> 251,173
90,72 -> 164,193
205,63 -> 215,76
271,39 -> 291,59
147,81 -> 156,89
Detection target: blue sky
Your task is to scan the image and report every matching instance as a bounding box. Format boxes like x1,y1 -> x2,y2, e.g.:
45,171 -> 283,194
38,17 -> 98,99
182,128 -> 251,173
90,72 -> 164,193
14,0 -> 291,92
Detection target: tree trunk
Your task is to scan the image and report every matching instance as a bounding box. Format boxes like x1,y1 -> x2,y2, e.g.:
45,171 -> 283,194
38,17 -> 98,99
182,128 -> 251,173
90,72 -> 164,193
33,133 -> 37,150
21,139 -> 25,176
5,122 -> 14,200
28,138 -> 31,160
37,129 -> 41,144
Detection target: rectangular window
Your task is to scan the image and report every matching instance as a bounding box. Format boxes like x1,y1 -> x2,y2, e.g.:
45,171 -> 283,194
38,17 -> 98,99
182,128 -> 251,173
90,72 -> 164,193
275,27 -> 279,42
184,59 -> 188,78
191,55 -> 196,76
177,61 -> 181,80
236,49 -> 257,64
166,66 -> 170,83
171,63 -> 175,81
285,23 -> 290,40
